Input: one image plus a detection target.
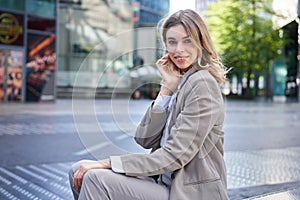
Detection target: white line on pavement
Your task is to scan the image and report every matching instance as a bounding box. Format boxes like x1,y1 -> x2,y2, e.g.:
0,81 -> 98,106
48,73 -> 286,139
73,141 -> 111,156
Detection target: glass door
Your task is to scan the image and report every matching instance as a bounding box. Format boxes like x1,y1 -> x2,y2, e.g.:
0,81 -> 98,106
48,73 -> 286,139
0,49 -> 23,102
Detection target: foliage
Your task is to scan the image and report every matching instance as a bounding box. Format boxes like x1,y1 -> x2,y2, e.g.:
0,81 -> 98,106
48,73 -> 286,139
205,0 -> 285,87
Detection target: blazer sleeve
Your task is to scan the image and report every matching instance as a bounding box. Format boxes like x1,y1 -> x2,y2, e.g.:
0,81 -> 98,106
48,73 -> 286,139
112,71 -> 224,177
134,102 -> 168,149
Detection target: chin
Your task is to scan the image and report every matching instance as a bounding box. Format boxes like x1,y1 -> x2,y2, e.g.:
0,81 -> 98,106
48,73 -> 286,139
177,63 -> 192,70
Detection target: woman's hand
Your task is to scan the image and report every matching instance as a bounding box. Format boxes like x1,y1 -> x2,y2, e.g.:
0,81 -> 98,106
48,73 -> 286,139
72,159 -> 111,191
156,54 -> 181,96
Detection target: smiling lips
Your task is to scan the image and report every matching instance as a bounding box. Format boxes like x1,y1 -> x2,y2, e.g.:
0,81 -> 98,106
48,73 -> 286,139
174,55 -> 188,64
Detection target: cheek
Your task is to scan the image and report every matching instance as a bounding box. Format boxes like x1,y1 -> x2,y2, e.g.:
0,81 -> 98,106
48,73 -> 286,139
166,46 -> 176,54
190,48 -> 198,62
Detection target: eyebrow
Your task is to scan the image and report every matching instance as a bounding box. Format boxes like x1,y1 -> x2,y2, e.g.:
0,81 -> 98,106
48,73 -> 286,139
167,36 -> 190,40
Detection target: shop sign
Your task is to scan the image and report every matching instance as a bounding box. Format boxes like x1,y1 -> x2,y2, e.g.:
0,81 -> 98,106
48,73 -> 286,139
0,11 -> 24,46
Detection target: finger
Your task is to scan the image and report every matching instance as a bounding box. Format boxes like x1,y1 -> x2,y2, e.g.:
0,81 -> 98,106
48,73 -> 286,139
73,177 -> 78,190
162,53 -> 169,58
156,54 -> 169,65
72,170 -> 77,188
156,59 -> 166,67
74,178 -> 82,191
157,59 -> 170,70
77,179 -> 81,190
73,170 -> 81,190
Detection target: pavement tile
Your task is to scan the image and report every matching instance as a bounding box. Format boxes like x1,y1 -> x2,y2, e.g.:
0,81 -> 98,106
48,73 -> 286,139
1,147 -> 300,199
226,147 -> 300,189
0,163 -> 73,200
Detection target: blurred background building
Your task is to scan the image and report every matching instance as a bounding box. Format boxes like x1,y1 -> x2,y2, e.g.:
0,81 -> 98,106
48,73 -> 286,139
57,0 -> 169,99
0,0 -> 299,102
0,0 -> 169,102
272,0 -> 299,102
57,0 -> 134,97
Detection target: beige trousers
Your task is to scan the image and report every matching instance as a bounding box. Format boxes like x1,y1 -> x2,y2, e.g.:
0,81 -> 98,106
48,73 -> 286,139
69,160 -> 169,200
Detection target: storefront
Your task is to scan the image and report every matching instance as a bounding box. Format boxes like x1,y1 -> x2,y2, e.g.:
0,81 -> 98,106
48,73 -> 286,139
0,0 -> 57,103
273,0 -> 299,102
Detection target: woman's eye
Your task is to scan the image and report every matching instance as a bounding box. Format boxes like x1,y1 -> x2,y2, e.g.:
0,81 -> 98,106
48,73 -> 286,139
184,39 -> 192,43
168,40 -> 177,45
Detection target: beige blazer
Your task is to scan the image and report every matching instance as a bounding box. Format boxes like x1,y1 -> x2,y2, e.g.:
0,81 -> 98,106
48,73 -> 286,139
118,68 -> 228,200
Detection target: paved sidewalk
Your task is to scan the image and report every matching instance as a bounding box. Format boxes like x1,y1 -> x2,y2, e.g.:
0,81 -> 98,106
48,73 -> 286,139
227,147 -> 300,199
248,183 -> 300,200
1,99 -> 300,199
249,187 -> 300,199
1,148 -> 300,199
0,162 -> 73,200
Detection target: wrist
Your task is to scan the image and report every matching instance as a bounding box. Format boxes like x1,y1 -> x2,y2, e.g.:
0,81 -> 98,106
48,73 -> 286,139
105,158 -> 111,169
98,159 -> 111,169
160,86 -> 174,96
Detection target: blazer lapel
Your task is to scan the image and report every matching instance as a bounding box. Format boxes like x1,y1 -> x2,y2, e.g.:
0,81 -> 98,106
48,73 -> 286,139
168,65 -> 199,131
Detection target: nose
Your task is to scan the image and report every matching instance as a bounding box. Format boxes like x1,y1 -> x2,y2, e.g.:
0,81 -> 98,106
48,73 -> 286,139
175,42 -> 184,53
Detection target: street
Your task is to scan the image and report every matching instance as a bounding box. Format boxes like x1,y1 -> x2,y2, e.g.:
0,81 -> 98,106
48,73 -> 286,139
0,98 -> 300,199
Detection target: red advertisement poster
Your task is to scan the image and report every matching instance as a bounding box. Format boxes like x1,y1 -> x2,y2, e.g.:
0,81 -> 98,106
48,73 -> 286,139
26,33 -> 56,102
0,49 -> 23,102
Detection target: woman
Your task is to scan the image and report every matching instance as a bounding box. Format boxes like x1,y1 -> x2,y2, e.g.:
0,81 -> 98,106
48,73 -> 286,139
69,9 -> 228,200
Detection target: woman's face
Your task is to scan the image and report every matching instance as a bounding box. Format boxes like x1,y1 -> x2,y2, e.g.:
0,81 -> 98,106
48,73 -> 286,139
165,24 -> 198,72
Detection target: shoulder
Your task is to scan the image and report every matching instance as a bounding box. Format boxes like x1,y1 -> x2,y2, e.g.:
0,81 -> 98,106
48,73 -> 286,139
186,69 -> 219,90
190,69 -> 215,81
179,70 -> 223,102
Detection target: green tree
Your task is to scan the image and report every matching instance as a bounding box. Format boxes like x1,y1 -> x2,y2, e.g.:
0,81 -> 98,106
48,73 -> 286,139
206,0 -> 285,97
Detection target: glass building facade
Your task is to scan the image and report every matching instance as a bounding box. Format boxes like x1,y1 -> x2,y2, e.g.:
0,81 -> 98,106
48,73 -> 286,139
0,0 -> 170,101
134,0 -> 169,64
0,0 -> 57,103
57,0 -> 169,98
57,0 -> 134,92
138,0 -> 169,26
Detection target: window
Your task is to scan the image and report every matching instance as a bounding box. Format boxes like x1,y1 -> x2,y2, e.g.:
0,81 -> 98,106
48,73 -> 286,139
0,0 -> 25,11
26,0 -> 56,18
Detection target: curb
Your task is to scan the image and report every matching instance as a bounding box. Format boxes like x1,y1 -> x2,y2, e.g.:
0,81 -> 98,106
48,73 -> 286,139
228,181 -> 300,200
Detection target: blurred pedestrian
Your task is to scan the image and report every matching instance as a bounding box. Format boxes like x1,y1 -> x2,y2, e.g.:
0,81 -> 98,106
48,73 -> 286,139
69,9 -> 228,200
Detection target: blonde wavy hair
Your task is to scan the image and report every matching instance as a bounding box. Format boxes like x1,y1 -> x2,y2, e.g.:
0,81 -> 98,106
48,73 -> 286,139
157,9 -> 228,84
